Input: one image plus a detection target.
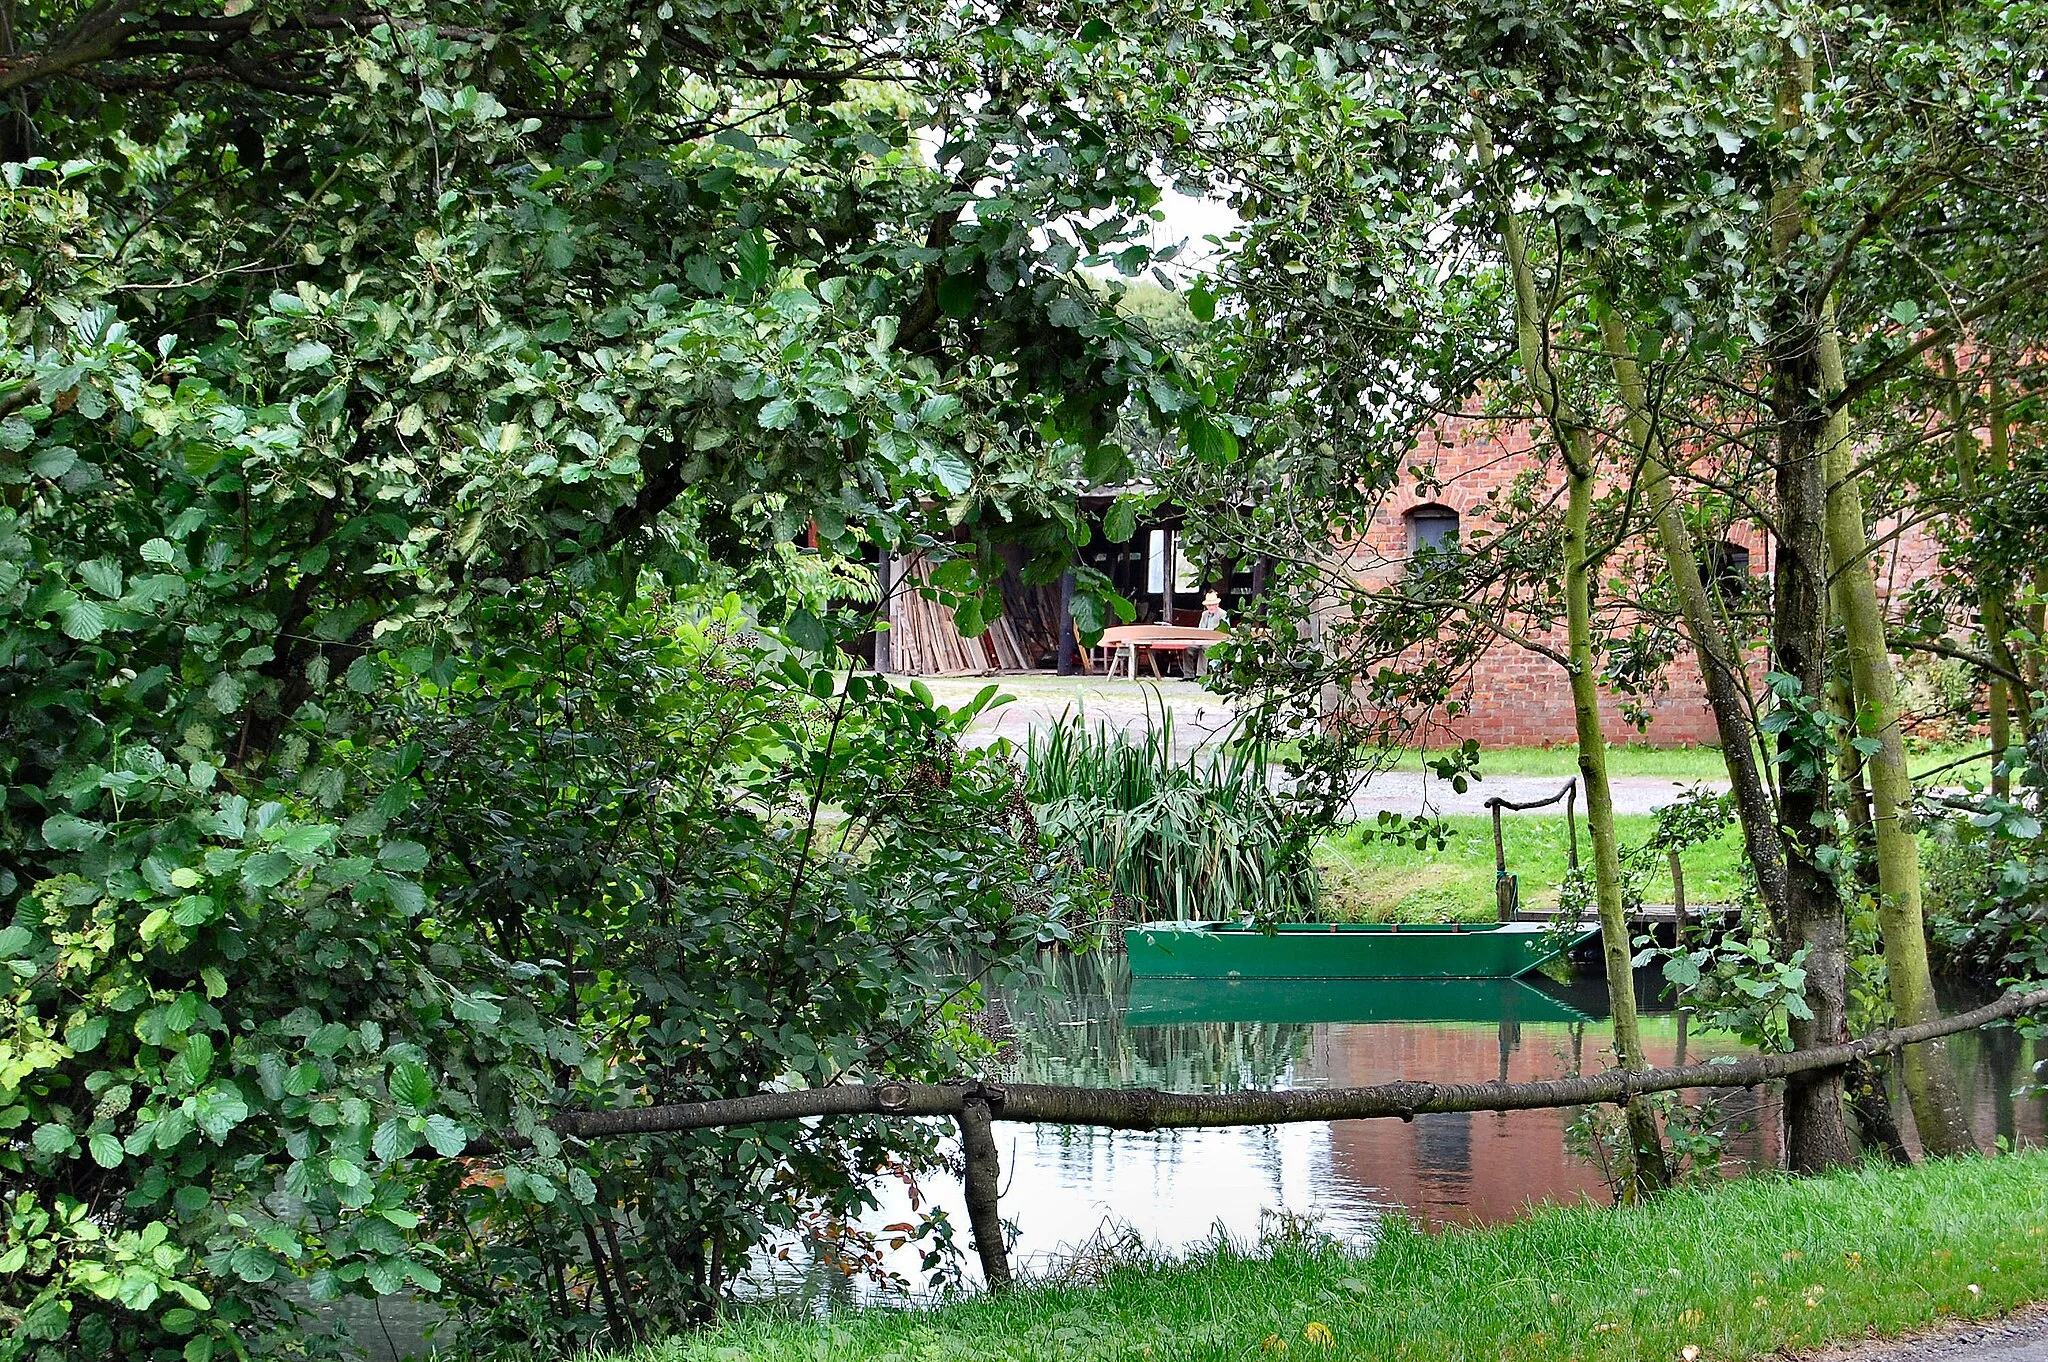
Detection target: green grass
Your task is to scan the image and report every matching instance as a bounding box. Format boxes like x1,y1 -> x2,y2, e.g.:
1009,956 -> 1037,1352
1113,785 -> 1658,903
601,1151 -> 2048,1362
1315,814 -> 1747,922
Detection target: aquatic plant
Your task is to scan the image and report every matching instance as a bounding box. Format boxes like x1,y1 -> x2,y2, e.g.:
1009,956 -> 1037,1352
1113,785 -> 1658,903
1022,702 -> 1321,922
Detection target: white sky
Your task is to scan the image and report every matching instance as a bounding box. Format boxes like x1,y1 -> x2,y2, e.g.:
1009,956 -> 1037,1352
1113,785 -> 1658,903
1143,187 -> 1244,280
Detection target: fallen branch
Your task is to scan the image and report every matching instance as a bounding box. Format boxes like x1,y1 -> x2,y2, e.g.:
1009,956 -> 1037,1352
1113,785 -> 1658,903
491,985 -> 2048,1150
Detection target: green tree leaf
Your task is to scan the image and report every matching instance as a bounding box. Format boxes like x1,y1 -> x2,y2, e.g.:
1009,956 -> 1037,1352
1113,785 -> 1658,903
422,1114 -> 468,1157
60,596 -> 106,640
389,1061 -> 435,1113
41,813 -> 104,851
284,340 -> 333,371
88,1132 -> 124,1168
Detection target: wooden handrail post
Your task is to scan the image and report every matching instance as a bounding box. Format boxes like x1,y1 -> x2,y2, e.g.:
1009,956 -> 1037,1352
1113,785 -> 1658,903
1668,849 -> 1688,946
1565,778 -> 1579,872
957,1094 -> 1013,1291
1490,800 -> 1511,922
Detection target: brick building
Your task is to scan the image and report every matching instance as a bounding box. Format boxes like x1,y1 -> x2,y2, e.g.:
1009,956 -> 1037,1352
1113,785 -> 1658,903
1331,417 -> 1942,748
878,416 -> 1942,749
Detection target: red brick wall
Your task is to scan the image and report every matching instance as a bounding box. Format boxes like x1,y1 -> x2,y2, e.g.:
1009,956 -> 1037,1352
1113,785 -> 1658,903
1331,416 -> 1936,749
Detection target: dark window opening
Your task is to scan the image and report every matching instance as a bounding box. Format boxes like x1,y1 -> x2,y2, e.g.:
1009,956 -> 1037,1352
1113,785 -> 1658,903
1702,540 -> 1751,603
1415,1111 -> 1473,1176
1405,504 -> 1461,559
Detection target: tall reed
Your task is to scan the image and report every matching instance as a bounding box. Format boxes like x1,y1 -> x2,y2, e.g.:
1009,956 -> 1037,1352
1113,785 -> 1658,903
1022,703 -> 1320,922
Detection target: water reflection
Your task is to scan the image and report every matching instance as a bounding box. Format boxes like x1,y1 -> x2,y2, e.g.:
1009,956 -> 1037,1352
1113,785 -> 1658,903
772,957 -> 2046,1302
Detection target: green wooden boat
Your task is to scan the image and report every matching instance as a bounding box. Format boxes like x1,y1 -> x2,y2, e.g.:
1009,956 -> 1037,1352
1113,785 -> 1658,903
1122,920 -> 1599,981
1125,976 -> 1596,1026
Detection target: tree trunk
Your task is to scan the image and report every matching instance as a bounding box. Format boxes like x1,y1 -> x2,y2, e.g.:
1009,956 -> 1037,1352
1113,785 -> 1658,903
1482,125 -> 1665,1194
1844,1055 -> 1913,1165
1770,343 -> 1855,1173
1596,308 -> 1789,918
957,1095 -> 1013,1290
1820,321 -> 1975,1158
1953,362 -> 2033,774
1564,437 -> 1671,1197
1765,39 -> 1855,1174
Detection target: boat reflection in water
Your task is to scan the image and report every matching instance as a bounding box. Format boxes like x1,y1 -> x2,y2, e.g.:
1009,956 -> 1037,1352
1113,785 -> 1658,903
1123,975 -> 1597,1027
769,955 -> 2044,1301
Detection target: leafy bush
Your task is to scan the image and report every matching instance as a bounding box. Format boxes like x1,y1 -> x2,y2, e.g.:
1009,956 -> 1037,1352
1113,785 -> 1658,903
2,582 -> 1098,1358
1,0 -> 1216,1350
392,596 -> 1097,1351
1924,753 -> 2048,983
1023,706 -> 1320,922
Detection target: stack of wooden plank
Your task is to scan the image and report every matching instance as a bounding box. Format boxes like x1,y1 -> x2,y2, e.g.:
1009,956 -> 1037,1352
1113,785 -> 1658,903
995,562 -> 1063,666
886,554 -> 1035,675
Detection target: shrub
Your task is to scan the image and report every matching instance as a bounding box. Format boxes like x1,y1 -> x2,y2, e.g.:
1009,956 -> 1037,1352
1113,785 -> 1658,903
2,583 -> 1100,1359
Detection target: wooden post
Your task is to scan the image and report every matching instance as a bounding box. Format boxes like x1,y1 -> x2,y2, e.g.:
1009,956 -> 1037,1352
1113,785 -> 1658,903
1668,849 -> 1688,946
1489,800 -> 1513,922
956,1095 -> 1012,1290
1564,779 -> 1579,872
1162,533 -> 1176,626
1057,571 -> 1076,675
874,547 -> 893,674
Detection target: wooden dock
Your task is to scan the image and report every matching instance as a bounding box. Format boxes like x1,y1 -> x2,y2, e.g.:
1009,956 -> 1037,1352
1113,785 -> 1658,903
1510,903 -> 1739,927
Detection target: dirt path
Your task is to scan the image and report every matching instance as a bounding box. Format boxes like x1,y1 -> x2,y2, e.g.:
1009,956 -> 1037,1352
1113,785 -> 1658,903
1802,1305 -> 2048,1361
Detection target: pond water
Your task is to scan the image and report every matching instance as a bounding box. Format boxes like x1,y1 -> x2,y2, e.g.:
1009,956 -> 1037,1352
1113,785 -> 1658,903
762,957 -> 2048,1305
327,961 -> 2048,1351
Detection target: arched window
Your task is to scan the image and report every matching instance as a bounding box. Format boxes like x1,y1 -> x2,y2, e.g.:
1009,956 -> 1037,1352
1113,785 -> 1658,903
1405,503 -> 1461,558
1702,539 -> 1751,602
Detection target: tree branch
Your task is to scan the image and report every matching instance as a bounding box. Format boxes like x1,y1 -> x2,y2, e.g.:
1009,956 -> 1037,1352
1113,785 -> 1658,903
0,0 -> 140,93
1893,635 -> 2027,686
1826,260 -> 2048,414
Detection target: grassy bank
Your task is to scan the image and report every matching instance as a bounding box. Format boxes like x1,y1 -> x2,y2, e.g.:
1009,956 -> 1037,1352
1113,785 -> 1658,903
1316,813 -> 1747,921
604,1151 -> 2048,1362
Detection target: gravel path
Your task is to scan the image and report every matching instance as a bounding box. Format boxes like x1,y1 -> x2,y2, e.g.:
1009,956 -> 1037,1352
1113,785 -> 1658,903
1338,768 -> 1726,819
905,675 -> 1727,816
1803,1306 -> 2048,1361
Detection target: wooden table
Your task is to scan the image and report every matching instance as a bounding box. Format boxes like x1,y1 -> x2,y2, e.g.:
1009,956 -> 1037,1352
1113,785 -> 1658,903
1096,625 -> 1227,679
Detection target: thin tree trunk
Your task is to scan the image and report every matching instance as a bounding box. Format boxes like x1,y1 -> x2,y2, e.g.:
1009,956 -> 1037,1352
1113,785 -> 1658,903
1483,124 -> 1665,1195
580,1211 -> 633,1345
1564,454 -> 1669,1195
1596,308 -> 1789,920
1827,663 -> 1876,867
1819,321 -> 1975,1157
1844,1055 -> 1913,1165
1952,361 -> 2033,777
2030,571 -> 2046,698
1982,367 -> 2016,779
1766,39 -> 1855,1174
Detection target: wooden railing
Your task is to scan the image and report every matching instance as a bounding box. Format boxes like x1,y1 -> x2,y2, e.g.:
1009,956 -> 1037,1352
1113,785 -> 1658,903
484,986 -> 2048,1289
1484,778 -> 1578,920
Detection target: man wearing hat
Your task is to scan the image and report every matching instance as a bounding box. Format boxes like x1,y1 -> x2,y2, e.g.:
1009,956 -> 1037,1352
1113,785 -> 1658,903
1189,590 -> 1229,676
